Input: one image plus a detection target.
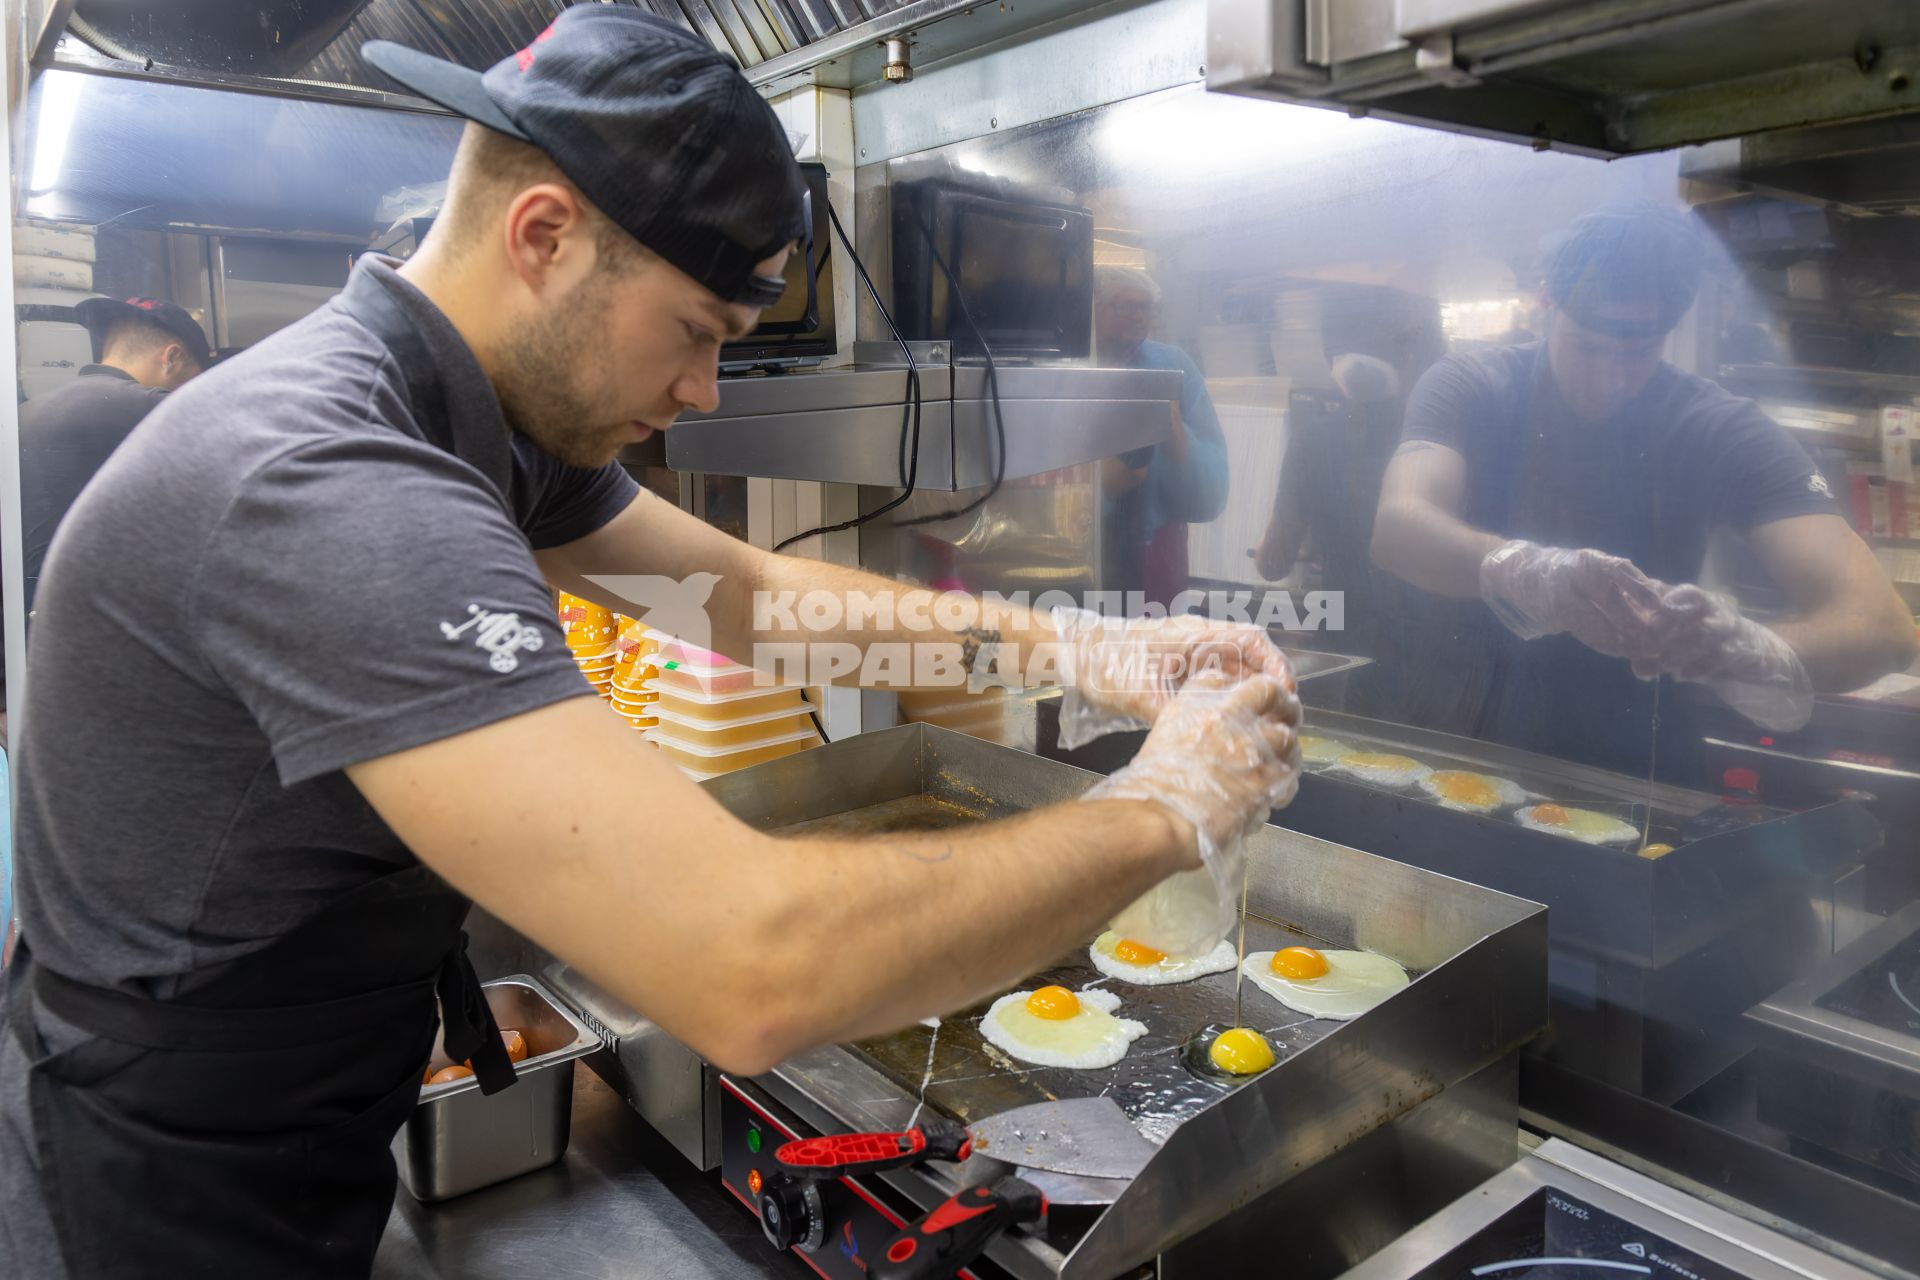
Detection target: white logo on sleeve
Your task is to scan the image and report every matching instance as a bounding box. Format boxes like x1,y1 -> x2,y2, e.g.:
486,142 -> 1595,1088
440,604 -> 545,673
1808,473 -> 1832,497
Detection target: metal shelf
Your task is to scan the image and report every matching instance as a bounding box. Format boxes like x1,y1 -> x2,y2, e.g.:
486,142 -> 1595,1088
1778,424 -> 1879,456
1721,363 -> 1920,398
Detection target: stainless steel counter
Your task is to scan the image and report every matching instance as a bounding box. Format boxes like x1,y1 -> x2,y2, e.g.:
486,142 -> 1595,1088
373,1070 -> 811,1280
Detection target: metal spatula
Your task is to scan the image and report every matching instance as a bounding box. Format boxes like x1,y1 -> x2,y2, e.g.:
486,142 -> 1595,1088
966,1096 -> 1157,1180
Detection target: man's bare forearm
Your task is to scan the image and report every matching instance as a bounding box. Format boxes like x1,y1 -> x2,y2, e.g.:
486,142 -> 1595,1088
1370,497 -> 1504,598
726,798 -> 1193,1066
1772,605 -> 1917,693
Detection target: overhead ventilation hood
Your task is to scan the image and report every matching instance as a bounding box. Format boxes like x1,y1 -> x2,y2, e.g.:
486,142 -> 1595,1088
49,0 -> 1103,102
1206,0 -> 1920,157
1681,112 -> 1920,216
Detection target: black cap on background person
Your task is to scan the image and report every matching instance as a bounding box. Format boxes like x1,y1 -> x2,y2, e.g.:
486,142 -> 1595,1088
18,298 -> 211,612
1539,203 -> 1705,340
363,6 -> 805,307
73,295 -> 213,391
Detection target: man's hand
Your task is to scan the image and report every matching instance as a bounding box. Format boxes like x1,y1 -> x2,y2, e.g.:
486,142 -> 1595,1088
1479,540 -> 1670,661
1481,540 -> 1814,730
1085,673 -> 1302,954
1051,606 -> 1298,749
1634,583 -> 1813,730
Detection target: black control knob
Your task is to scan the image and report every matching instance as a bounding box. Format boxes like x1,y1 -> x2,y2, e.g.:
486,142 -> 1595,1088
759,1176 -> 826,1254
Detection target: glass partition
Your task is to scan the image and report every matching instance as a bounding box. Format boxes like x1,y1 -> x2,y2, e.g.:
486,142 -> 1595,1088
859,83 -> 1920,1266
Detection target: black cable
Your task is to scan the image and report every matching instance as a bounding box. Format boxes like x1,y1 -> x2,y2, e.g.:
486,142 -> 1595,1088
895,215 -> 1008,529
773,200 -> 924,553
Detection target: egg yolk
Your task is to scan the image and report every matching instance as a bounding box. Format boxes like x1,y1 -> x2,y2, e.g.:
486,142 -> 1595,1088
1432,771 -> 1497,807
1113,939 -> 1167,966
1346,752 -> 1416,769
1271,946 -> 1329,980
1208,1028 -> 1276,1075
1532,803 -> 1570,826
1025,986 -> 1082,1020
1638,842 -> 1675,860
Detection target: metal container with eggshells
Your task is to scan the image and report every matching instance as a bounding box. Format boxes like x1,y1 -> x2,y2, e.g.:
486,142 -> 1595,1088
394,975 -> 600,1203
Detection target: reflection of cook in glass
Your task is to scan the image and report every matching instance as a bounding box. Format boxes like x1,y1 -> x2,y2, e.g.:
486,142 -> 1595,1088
1371,205 -> 1914,781
1094,266 -> 1229,611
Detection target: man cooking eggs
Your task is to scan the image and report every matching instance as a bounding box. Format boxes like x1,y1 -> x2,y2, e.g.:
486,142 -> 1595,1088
1372,204 -> 1914,784
0,13 -> 1299,1276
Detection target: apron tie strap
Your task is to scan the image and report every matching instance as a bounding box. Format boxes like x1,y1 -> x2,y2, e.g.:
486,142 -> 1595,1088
436,931 -> 517,1095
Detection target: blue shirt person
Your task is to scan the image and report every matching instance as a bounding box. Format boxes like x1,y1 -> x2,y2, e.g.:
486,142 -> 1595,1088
1093,266 -> 1229,611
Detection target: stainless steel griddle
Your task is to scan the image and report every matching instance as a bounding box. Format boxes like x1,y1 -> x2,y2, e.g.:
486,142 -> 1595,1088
1043,702 -> 1878,971
673,724 -> 1550,1280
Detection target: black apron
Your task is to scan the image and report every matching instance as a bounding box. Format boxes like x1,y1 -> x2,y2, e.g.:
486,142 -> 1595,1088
4,262 -> 525,1278
8,866 -> 516,1277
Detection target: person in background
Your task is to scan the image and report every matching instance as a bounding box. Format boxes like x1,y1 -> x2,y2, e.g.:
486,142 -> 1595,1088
1095,265 -> 1230,611
1372,204 -> 1914,782
1254,286 -> 1484,725
19,297 -> 211,608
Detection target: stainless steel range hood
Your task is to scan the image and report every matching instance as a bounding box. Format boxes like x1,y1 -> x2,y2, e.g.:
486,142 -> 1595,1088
1681,112 -> 1920,215
1206,0 -> 1920,157
49,0 -> 1116,103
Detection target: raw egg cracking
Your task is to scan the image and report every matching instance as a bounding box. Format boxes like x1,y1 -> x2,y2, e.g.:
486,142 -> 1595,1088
1089,931 -> 1240,986
1208,1028 -> 1276,1076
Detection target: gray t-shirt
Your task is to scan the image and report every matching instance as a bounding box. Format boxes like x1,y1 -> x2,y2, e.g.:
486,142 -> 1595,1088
1,256 -> 637,1273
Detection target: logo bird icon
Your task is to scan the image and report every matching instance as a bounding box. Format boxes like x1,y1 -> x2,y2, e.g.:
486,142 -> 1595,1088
582,572 -> 722,651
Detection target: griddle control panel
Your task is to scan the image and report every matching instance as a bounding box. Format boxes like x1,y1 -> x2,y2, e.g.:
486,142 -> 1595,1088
719,1080 -> 986,1280
1408,1188 -> 1755,1280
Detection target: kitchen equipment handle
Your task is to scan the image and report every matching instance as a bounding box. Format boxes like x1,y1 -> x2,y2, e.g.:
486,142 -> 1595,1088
773,1119 -> 970,1179
870,1177 -> 1045,1280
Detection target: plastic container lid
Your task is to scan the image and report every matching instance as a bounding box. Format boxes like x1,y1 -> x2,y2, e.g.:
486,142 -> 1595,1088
645,721 -> 817,760
639,630 -> 739,669
648,700 -> 815,733
643,667 -> 800,701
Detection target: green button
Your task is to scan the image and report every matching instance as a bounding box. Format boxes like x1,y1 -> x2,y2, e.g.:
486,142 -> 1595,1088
747,1127 -> 762,1153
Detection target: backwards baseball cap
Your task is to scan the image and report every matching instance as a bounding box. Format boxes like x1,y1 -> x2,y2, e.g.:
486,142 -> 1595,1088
1541,203 -> 1705,340
363,6 -> 805,307
74,296 -> 214,367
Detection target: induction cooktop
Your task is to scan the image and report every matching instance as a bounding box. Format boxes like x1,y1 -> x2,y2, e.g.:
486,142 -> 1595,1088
1815,925 -> 1920,1040
1405,1188 -> 1751,1280
1338,1138 -> 1877,1280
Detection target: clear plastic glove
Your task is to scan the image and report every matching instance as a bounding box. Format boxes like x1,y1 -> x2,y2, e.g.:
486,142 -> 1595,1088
1633,583 -> 1813,731
1479,540 -> 1669,662
1480,540 -> 1813,732
1083,672 -> 1302,956
1050,605 -> 1297,750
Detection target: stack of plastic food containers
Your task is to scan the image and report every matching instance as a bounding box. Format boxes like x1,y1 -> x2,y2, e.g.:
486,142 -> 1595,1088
643,634 -> 820,780
606,620 -> 660,733
556,593 -> 616,699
